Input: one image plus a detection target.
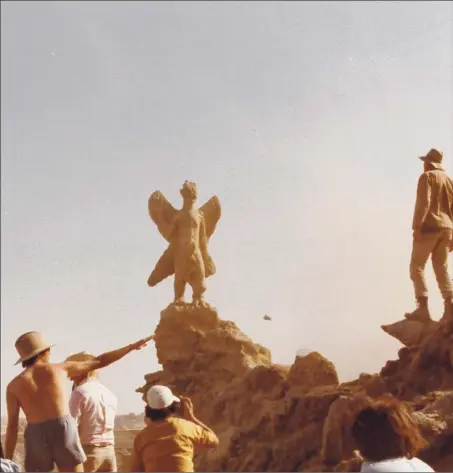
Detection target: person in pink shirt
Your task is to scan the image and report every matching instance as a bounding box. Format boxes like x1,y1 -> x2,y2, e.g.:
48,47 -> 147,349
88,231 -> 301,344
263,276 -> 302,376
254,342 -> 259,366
66,352 -> 118,472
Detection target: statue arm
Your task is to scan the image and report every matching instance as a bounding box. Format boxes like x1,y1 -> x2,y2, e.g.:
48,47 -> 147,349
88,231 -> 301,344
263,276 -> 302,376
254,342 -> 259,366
162,214 -> 178,241
199,213 -> 217,277
199,215 -> 208,253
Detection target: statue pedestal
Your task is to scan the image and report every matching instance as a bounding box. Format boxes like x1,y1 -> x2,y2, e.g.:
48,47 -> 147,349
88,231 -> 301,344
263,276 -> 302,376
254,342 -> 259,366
152,302 -> 221,367
159,302 -> 220,332
138,301 -> 271,395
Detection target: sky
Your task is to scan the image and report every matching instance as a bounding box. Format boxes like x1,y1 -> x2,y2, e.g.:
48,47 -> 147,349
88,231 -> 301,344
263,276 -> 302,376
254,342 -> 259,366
1,1 -> 452,415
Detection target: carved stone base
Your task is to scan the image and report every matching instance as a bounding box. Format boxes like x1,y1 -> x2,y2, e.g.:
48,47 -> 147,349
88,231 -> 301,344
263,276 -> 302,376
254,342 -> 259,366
160,302 -> 220,331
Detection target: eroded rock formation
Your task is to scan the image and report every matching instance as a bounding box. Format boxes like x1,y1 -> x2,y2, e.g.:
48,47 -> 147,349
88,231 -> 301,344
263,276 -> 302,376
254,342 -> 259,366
137,304 -> 453,472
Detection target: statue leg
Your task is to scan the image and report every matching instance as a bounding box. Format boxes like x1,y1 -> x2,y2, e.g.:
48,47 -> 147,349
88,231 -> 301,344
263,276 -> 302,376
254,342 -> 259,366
174,277 -> 186,304
190,272 -> 206,306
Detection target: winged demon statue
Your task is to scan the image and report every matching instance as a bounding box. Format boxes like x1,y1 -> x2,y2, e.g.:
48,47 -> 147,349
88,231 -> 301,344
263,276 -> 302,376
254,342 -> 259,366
147,181 -> 221,306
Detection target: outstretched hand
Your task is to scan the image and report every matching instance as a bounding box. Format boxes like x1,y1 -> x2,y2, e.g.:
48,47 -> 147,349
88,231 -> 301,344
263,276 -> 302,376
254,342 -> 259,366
130,334 -> 155,351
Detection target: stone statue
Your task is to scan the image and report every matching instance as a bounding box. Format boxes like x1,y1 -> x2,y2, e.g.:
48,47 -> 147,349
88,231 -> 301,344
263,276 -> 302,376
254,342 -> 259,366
147,181 -> 221,306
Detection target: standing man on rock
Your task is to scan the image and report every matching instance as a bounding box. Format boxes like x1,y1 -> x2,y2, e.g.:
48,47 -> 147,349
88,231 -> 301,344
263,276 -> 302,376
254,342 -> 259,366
406,148 -> 453,323
66,352 -> 118,472
5,331 -> 154,472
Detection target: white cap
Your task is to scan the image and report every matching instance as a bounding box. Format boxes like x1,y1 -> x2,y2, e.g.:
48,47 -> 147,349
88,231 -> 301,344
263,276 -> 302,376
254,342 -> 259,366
146,385 -> 179,409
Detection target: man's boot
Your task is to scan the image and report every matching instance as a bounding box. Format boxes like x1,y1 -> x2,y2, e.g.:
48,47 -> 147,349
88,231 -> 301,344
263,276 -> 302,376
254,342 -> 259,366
405,296 -> 431,322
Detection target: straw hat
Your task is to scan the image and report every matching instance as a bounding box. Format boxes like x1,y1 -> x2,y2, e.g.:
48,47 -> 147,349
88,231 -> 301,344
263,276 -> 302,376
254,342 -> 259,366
14,331 -> 55,366
65,351 -> 98,375
419,148 -> 444,170
65,351 -> 96,363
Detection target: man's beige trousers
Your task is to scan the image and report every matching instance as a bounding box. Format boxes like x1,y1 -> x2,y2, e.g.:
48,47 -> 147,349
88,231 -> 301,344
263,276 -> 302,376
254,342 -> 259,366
82,445 -> 117,472
410,228 -> 453,299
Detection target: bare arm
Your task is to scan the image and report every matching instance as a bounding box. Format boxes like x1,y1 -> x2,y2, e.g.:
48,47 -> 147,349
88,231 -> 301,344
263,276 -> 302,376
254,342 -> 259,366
412,174 -> 431,231
181,397 -> 219,447
5,385 -> 20,460
58,335 -> 154,379
185,411 -> 214,434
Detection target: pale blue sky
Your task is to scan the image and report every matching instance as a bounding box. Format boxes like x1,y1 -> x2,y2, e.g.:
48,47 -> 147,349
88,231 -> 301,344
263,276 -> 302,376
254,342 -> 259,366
1,1 -> 452,414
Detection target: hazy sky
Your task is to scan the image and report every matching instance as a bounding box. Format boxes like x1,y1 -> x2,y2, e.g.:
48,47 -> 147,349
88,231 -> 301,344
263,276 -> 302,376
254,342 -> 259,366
1,1 -> 452,415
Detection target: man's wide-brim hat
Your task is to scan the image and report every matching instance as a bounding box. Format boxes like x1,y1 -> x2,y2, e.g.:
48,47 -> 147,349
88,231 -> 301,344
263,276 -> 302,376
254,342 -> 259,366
419,148 -> 444,170
14,331 -> 55,366
65,351 -> 96,363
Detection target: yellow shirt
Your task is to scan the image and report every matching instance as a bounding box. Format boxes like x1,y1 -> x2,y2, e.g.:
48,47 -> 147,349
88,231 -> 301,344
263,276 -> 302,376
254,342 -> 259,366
130,417 -> 218,472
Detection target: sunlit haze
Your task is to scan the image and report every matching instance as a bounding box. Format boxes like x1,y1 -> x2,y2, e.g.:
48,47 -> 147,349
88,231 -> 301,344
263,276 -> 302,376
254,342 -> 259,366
1,1 -> 452,415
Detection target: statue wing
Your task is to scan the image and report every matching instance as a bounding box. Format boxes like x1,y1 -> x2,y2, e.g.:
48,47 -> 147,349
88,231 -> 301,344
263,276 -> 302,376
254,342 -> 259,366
199,196 -> 221,240
148,246 -> 175,287
148,191 -> 178,242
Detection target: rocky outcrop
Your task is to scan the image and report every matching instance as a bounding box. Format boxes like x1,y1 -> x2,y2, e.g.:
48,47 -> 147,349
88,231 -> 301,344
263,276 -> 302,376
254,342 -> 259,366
380,322 -> 453,398
381,317 -> 438,348
137,304 -> 453,472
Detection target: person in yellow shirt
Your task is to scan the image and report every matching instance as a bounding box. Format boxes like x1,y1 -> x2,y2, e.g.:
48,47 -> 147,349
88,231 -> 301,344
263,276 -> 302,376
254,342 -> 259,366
130,385 -> 219,472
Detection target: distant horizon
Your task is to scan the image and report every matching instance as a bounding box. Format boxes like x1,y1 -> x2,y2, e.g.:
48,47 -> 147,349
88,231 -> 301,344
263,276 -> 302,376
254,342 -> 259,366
2,1 -> 452,415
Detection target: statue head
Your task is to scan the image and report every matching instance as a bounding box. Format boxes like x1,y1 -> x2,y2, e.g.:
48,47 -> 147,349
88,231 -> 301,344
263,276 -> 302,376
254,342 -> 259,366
180,181 -> 198,202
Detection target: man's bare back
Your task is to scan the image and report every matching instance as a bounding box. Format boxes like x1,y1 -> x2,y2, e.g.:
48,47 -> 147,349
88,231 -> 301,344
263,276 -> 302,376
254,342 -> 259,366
8,364 -> 70,423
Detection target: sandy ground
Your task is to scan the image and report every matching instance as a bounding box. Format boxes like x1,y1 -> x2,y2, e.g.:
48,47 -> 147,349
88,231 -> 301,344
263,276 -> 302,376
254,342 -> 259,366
2,429 -> 140,472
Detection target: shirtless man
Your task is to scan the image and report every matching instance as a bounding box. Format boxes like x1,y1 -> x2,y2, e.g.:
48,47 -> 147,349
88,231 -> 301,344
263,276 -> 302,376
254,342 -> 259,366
5,331 -> 154,472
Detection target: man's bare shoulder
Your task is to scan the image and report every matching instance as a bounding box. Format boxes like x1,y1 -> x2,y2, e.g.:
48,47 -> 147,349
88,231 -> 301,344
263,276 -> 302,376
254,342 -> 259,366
7,373 -> 23,395
9,364 -> 63,389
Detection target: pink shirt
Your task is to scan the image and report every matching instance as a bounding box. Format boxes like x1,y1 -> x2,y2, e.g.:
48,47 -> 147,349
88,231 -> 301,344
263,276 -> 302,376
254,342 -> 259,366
69,377 -> 118,446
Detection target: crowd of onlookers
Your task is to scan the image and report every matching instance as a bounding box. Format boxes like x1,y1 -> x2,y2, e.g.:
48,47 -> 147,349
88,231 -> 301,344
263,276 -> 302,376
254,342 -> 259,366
2,331 -> 220,473
1,330 -> 438,473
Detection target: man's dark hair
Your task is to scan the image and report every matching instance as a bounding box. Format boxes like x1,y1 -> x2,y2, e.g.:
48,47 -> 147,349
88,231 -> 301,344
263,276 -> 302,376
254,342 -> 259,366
145,402 -> 179,421
352,397 -> 427,462
22,348 -> 50,368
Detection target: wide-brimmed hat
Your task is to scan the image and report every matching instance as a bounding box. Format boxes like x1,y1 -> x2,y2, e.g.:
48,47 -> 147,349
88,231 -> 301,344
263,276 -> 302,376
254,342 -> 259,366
14,331 -> 55,366
65,351 -> 97,376
419,148 -> 444,170
65,351 -> 96,363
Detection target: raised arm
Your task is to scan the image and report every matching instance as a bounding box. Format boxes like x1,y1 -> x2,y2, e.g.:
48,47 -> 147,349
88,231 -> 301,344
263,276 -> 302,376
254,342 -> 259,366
5,384 -> 21,460
58,335 -> 154,379
180,397 -> 219,448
